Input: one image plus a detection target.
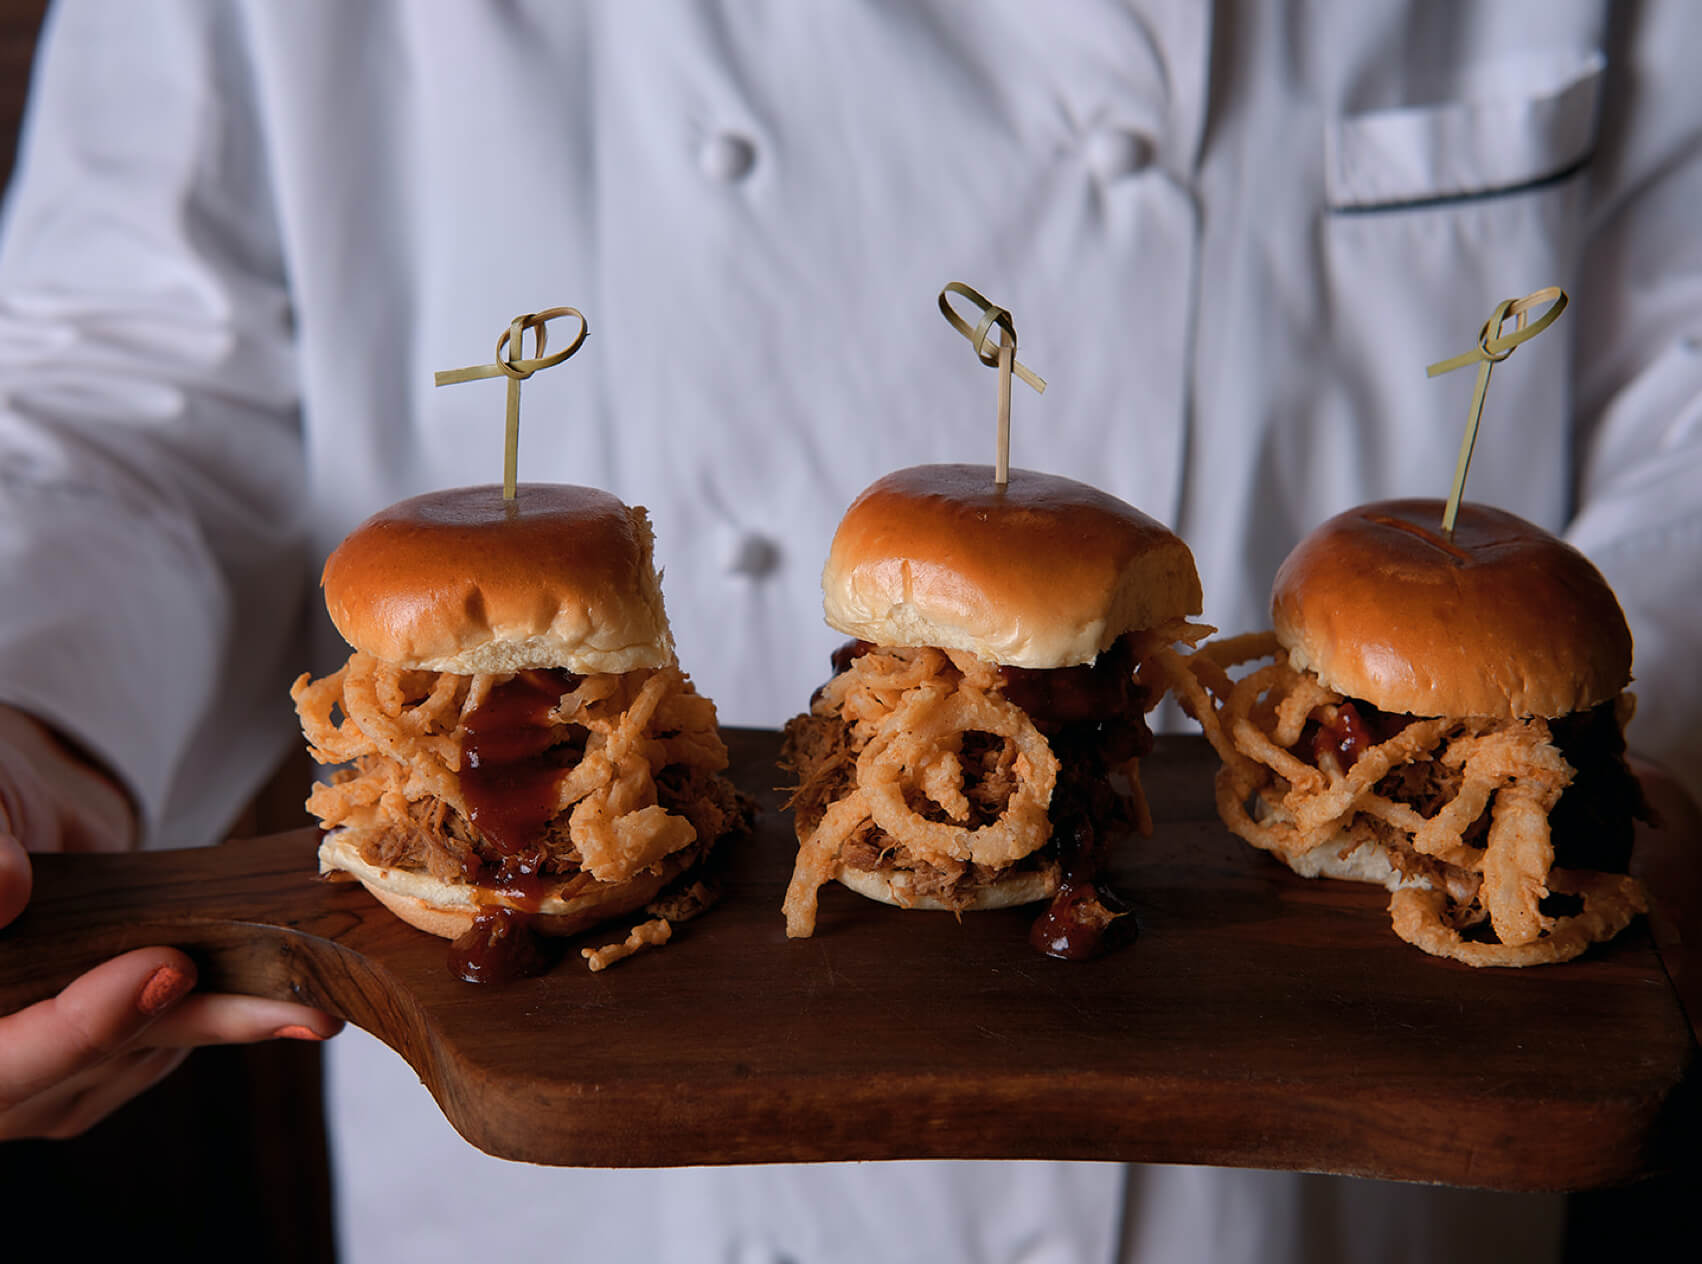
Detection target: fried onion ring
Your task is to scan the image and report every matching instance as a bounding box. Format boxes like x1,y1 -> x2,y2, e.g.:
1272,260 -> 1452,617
1389,870 -> 1646,967
783,793 -> 873,937
1173,637 -> 1645,966
857,686 -> 1058,870
294,654 -> 727,889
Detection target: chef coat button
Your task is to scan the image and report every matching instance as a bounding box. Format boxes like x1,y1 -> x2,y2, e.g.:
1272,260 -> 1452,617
701,131 -> 758,182
1084,126 -> 1154,182
726,531 -> 782,578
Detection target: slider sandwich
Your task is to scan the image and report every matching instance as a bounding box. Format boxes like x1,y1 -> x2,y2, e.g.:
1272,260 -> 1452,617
1178,499 -> 1650,966
781,464 -> 1207,956
292,484 -> 747,975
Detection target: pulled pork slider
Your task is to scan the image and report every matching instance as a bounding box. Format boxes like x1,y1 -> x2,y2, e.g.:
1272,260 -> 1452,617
781,463 -> 1206,957
1181,498 -> 1650,967
292,484 -> 745,976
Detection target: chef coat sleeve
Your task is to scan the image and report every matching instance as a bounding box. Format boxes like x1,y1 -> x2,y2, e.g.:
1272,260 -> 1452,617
1564,1 -> 1702,803
0,0 -> 306,845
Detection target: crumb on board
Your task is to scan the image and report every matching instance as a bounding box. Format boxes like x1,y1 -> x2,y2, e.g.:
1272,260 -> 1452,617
581,917 -> 672,972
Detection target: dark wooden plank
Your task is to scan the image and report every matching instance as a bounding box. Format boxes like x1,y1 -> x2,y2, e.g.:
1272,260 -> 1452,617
0,730 -> 1693,1189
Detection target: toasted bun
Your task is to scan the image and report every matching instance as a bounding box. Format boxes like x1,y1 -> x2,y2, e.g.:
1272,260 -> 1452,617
834,861 -> 1059,911
1272,499 -> 1631,719
1245,793 -> 1435,891
322,484 -> 674,674
821,464 -> 1201,668
1285,838 -> 1433,892
318,828 -> 694,940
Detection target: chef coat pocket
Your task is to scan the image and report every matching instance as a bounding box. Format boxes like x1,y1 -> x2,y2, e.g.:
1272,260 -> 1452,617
1309,51 -> 1607,534
1324,51 -> 1604,210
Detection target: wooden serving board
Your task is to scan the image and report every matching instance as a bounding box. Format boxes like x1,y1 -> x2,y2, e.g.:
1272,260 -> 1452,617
0,730 -> 1694,1189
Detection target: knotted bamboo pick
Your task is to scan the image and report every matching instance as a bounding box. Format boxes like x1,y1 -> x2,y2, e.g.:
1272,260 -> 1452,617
938,283 -> 1046,486
435,306 -> 590,500
1427,286 -> 1567,536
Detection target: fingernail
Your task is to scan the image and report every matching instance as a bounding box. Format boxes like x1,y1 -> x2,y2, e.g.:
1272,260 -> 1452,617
137,965 -> 194,1016
274,1024 -> 327,1041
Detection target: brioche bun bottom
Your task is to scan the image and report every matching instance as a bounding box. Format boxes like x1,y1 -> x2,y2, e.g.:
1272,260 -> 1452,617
1246,798 -> 1434,894
318,828 -> 698,940
833,860 -> 1059,912
1283,837 -> 1434,892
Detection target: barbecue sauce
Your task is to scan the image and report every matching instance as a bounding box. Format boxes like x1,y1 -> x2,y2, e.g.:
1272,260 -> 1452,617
1298,696 -> 1648,876
1300,700 -> 1413,771
998,636 -> 1144,730
461,669 -> 582,856
821,636 -> 1150,960
1008,638 -> 1150,959
449,668 -> 582,983
830,639 -> 874,676
448,905 -> 558,984
1028,806 -> 1133,960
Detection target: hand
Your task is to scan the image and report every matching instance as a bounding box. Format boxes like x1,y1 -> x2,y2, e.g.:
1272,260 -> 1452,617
0,705 -> 343,1140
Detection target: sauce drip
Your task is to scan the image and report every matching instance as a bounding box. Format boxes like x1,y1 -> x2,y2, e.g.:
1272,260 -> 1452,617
461,668 -> 583,856
482,862 -> 554,909
999,637 -> 1140,727
1015,638 -> 1149,959
447,906 -> 557,984
813,640 -> 874,706
830,639 -> 874,676
821,637 -> 1148,960
1029,880 -> 1129,959
1028,785 -> 1135,960
1302,700 -> 1413,771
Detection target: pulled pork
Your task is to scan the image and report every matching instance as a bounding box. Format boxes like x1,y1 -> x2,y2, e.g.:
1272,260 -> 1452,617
293,654 -> 744,888
780,625 -> 1202,933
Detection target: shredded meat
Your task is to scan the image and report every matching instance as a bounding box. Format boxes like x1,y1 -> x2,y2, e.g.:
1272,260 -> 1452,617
783,699 -> 1027,911
294,654 -> 742,889
655,760 -> 753,852
779,711 -> 857,837
1372,756 -> 1492,848
1173,635 -> 1652,965
779,635 -> 1172,915
343,764 -> 487,880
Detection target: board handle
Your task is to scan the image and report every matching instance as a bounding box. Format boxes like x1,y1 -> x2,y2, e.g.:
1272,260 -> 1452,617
0,829 -> 367,1016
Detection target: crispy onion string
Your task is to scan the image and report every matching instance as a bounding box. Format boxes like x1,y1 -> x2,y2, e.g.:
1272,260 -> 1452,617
857,686 -> 1058,869
782,649 -> 1060,938
1168,639 -> 1647,966
292,654 -> 727,885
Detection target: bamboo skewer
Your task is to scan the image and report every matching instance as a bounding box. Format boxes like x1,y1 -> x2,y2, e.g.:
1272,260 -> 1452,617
938,283 -> 1046,486
435,306 -> 590,499
1427,287 -> 1567,536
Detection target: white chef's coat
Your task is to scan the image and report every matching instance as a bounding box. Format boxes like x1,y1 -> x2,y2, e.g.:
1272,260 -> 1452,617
1,1 -> 1697,1261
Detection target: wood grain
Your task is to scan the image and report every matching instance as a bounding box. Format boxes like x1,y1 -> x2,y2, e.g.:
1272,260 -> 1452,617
0,730 -> 1693,1189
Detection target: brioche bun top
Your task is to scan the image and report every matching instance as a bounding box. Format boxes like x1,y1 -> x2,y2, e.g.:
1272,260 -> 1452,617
821,464 -> 1201,668
321,484 -> 674,675
1272,499 -> 1631,719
